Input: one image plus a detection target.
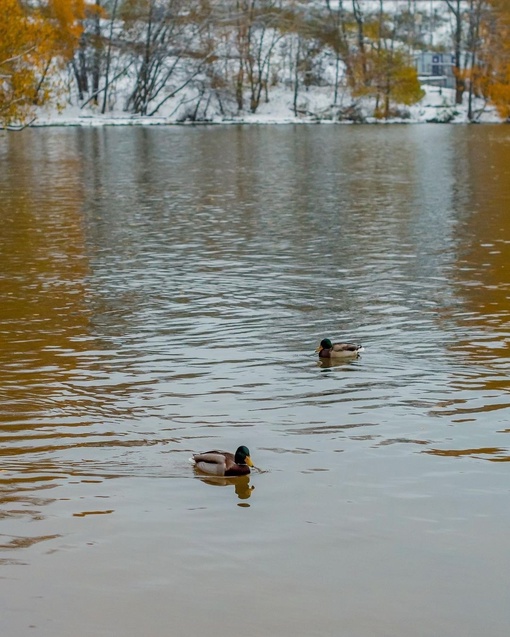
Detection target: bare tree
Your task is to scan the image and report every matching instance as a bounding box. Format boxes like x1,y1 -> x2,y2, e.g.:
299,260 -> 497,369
466,0 -> 488,120
102,0 -> 120,113
123,0 -> 213,116
324,0 -> 351,105
446,0 -> 466,105
352,0 -> 367,84
224,0 -> 285,113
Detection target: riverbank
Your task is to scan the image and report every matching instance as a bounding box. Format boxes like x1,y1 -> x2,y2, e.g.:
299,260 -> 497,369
31,84 -> 502,127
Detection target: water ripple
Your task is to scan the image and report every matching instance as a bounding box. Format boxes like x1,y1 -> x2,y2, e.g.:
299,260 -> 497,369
1,125 -> 510,551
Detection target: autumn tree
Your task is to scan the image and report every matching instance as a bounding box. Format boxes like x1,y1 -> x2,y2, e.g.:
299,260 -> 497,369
349,0 -> 424,119
475,0 -> 510,119
0,0 -> 84,128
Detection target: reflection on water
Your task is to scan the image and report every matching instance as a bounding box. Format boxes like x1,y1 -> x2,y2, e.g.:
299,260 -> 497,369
316,357 -> 363,369
424,446 -> 510,462
195,473 -> 254,501
1,125 -> 510,637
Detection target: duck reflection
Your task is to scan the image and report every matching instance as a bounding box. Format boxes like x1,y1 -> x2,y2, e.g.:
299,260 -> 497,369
317,358 -> 361,369
194,471 -> 254,500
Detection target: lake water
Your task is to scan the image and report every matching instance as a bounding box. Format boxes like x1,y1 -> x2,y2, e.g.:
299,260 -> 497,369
1,124 -> 509,637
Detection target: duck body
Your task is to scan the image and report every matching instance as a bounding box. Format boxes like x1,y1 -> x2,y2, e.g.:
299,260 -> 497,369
192,446 -> 254,476
316,338 -> 363,359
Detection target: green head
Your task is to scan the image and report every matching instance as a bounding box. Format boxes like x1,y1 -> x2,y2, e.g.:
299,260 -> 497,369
316,338 -> 333,352
235,446 -> 253,467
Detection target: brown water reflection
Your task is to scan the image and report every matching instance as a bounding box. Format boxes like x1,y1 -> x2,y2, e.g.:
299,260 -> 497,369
1,125 -> 510,637
195,473 -> 255,501
425,446 -> 510,461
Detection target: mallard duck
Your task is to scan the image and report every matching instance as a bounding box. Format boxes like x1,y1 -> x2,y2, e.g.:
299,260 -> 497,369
192,446 -> 254,476
316,338 -> 363,358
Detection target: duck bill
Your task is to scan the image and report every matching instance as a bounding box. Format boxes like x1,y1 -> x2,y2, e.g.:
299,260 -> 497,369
315,346 -> 322,353
245,456 -> 254,467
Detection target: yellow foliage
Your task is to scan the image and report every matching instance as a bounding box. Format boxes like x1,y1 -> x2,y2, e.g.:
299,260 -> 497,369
488,78 -> 510,118
0,0 -> 84,128
351,48 -> 424,117
476,0 -> 510,119
45,0 -> 86,55
391,63 -> 425,106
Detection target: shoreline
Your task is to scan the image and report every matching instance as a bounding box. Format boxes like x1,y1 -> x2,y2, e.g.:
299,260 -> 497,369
4,85 -> 505,129
25,116 -> 505,128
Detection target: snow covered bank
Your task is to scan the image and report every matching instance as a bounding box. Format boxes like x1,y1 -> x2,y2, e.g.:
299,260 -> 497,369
32,83 -> 502,127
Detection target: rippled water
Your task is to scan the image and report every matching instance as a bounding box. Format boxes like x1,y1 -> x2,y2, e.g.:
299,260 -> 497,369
1,125 -> 510,636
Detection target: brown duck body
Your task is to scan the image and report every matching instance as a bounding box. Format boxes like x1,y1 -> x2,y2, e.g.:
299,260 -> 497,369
192,447 -> 254,476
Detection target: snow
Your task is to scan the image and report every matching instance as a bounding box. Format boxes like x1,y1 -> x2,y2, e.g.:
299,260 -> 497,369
5,0 -> 504,129
31,82 -> 502,127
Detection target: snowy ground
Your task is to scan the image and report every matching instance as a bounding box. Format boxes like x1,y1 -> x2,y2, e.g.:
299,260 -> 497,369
33,83 -> 501,127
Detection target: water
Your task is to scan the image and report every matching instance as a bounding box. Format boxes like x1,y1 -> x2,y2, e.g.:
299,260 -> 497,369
1,124 -> 509,637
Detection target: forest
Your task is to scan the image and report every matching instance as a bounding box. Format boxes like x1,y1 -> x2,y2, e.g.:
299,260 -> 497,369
1,0 -> 510,128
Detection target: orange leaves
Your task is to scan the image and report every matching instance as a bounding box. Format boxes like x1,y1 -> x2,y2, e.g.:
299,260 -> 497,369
475,0 -> 510,119
488,80 -> 510,118
0,1 -> 30,57
0,0 -> 85,127
31,0 -> 86,59
0,0 -> 39,125
45,0 -> 86,55
351,48 -> 424,118
390,61 -> 425,107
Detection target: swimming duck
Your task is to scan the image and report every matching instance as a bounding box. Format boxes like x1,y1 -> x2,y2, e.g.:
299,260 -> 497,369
316,338 -> 363,358
192,446 -> 254,476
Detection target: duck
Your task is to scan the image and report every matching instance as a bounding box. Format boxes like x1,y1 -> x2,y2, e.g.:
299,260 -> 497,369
316,338 -> 363,358
192,445 -> 254,476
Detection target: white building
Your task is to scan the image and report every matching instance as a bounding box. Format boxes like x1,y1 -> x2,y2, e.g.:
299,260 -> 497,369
415,52 -> 456,89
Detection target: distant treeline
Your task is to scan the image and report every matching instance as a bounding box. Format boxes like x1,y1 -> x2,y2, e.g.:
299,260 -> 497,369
1,1 -> 509,127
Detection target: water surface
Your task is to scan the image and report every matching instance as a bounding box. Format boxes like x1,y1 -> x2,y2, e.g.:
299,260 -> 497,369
1,124 -> 509,637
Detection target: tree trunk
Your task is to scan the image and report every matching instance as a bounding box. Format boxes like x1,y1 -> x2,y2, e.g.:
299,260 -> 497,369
352,0 -> 366,83
467,0 -> 483,121
101,0 -> 119,114
325,0 -> 347,105
447,0 -> 465,105
293,35 -> 301,116
92,0 -> 102,105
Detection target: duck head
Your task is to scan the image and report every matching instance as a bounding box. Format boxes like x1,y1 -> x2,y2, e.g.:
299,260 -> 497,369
315,338 -> 332,353
235,445 -> 254,467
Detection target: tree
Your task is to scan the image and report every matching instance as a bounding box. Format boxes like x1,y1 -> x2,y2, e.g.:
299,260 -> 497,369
350,0 -> 424,118
217,0 -> 285,114
242,1 -> 283,114
0,0 -> 84,128
351,0 -> 367,86
323,0 -> 351,105
465,0 -> 488,120
122,0 -> 213,116
446,0 -> 468,105
476,0 -> 510,119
